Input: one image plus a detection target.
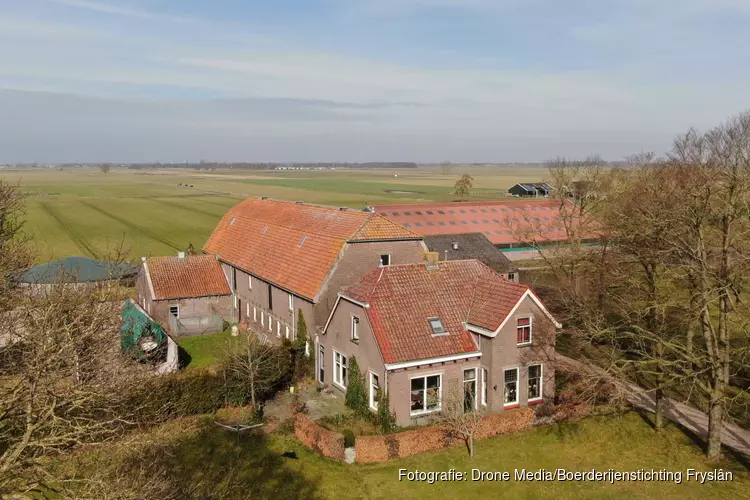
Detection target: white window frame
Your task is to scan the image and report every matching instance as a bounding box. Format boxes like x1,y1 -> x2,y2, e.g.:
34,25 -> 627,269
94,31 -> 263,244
508,272 -> 516,282
233,294 -> 237,309
288,294 -> 294,312
351,316 -> 360,343
260,311 -> 264,327
380,254 -> 391,267
481,368 -> 488,406
246,302 -> 250,318
504,367 -> 519,407
318,344 -> 325,383
528,364 -> 543,402
516,315 -> 533,346
333,350 -> 348,389
169,305 -> 179,318
248,275 -> 252,290
409,373 -> 442,416
277,320 -> 281,337
369,372 -> 380,411
285,325 -> 290,339
305,339 -> 310,357
464,368 -> 478,411
253,306 -> 257,322
269,316 -> 273,333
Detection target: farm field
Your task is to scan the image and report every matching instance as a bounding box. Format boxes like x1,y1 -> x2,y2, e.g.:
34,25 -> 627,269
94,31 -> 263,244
0,166 -> 549,263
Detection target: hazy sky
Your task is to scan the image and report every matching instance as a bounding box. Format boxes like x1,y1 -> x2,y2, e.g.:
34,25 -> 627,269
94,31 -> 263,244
2,0 -> 750,163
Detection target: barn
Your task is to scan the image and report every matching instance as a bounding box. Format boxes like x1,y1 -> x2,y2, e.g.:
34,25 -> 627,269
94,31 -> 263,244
508,182 -> 554,198
20,256 -> 138,295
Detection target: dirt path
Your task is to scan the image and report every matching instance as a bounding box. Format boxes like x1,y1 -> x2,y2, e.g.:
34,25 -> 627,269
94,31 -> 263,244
557,354 -> 750,455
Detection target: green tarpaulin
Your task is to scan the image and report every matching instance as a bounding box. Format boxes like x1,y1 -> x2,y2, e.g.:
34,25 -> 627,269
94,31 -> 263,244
22,256 -> 137,284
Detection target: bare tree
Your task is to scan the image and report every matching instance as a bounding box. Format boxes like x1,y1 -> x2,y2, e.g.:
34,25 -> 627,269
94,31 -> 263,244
0,283 -> 158,494
99,163 -> 112,174
441,380 -> 482,457
453,174 -> 474,200
222,332 -> 291,410
0,180 -> 33,311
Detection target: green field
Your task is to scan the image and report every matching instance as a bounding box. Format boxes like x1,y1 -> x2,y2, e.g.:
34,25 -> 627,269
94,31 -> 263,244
0,167 -> 549,263
65,411 -> 748,499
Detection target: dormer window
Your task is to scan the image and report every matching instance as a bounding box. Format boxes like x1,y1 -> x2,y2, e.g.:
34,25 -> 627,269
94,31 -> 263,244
380,254 -> 390,267
428,317 -> 445,335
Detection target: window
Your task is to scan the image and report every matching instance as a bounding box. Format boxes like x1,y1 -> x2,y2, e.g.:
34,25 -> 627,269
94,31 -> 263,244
253,306 -> 257,322
351,316 -> 360,343
288,293 -> 294,311
268,317 -> 273,333
504,368 -> 519,406
233,294 -> 237,309
248,275 -> 252,289
508,272 -> 516,282
333,351 -> 348,388
481,368 -> 488,406
246,302 -> 250,318
318,345 -> 325,383
268,284 -> 273,310
517,317 -> 532,344
285,325 -> 291,339
305,340 -> 310,357
410,374 -> 441,415
428,317 -> 445,335
232,268 -> 237,290
276,320 -> 281,337
369,373 -> 380,410
169,305 -> 179,318
464,368 -> 477,411
380,254 -> 390,267
528,365 -> 543,401
260,311 -> 264,327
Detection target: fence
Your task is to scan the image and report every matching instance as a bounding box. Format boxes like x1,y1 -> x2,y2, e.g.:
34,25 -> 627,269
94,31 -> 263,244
168,313 -> 224,337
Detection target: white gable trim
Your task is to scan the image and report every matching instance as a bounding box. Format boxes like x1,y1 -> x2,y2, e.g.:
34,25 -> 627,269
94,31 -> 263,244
495,289 -> 562,333
143,261 -> 156,300
466,323 -> 497,338
339,293 -> 370,309
384,351 -> 481,371
322,294 -> 370,335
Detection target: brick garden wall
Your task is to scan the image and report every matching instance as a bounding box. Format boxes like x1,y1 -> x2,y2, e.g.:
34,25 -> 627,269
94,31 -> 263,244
355,407 -> 535,464
294,413 -> 345,462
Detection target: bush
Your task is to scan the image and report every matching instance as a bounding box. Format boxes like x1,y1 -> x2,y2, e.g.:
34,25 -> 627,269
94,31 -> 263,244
342,428 -> 356,448
376,389 -> 397,434
345,357 -> 368,417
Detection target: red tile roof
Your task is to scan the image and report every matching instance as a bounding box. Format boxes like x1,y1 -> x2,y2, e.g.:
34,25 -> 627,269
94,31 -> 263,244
340,260 -> 531,364
146,255 -> 231,300
203,198 -> 421,301
369,199 -> 585,246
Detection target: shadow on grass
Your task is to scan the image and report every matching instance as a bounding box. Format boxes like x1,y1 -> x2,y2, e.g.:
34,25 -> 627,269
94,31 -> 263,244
177,344 -> 192,369
114,421 -> 323,499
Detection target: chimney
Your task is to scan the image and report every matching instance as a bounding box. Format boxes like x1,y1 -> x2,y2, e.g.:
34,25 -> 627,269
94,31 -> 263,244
177,251 -> 185,259
295,201 -> 304,205
339,207 -> 347,211
261,196 -> 268,200
425,251 -> 440,270
451,241 -> 459,250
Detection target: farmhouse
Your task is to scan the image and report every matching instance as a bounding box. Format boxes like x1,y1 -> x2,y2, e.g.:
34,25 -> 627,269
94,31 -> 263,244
321,256 -> 560,426
135,253 -> 231,336
20,256 -> 137,295
423,233 -> 519,282
508,182 -> 554,198
202,197 -> 425,342
367,199 -> 572,260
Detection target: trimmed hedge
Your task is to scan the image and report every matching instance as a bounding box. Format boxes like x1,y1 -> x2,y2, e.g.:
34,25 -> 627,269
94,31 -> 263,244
355,408 -> 535,464
294,413 -> 345,461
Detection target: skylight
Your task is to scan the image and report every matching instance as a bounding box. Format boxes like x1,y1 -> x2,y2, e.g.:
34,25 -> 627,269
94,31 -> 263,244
297,234 -> 307,247
428,317 -> 445,335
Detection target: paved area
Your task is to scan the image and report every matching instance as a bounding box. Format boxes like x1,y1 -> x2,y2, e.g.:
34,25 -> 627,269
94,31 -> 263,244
263,383 -> 348,423
557,354 -> 750,455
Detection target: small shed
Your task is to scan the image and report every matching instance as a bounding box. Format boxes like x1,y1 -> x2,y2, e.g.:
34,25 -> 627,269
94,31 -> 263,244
508,183 -> 554,198
423,233 -> 519,282
20,256 -> 138,295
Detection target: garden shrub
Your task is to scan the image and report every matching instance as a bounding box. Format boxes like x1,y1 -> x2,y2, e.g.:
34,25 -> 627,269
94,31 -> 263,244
376,389 -> 396,434
342,428 -> 356,448
345,357 -> 368,417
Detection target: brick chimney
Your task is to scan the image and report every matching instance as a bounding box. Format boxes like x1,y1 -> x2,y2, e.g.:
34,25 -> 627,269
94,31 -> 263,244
425,251 -> 440,270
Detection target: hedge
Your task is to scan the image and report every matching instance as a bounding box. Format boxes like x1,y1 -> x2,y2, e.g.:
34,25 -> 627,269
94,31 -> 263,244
294,413 -> 345,461
355,408 -> 535,464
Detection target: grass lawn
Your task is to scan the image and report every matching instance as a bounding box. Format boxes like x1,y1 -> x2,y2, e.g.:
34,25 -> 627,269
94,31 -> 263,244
177,332 -> 233,370
64,411 -> 748,499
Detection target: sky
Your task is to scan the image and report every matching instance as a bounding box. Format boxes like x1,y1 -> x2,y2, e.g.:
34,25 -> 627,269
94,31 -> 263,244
1,0 -> 750,163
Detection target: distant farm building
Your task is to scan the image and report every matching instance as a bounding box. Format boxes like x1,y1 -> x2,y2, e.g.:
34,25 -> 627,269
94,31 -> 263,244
367,199 -> 577,260
20,256 -> 138,294
508,183 -> 553,198
423,233 -> 519,282
135,253 -> 232,337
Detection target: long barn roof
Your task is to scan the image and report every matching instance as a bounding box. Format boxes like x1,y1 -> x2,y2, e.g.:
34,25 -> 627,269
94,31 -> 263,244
368,199 -> 572,246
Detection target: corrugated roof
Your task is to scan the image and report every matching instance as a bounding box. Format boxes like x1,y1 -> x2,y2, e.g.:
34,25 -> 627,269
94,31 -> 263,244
370,199 -> 572,246
423,233 -> 517,274
340,260 -> 530,364
21,256 -> 137,284
203,198 -> 421,301
146,255 -> 231,300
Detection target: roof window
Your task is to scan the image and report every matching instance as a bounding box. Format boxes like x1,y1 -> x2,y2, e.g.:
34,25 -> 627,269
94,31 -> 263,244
428,317 -> 446,335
